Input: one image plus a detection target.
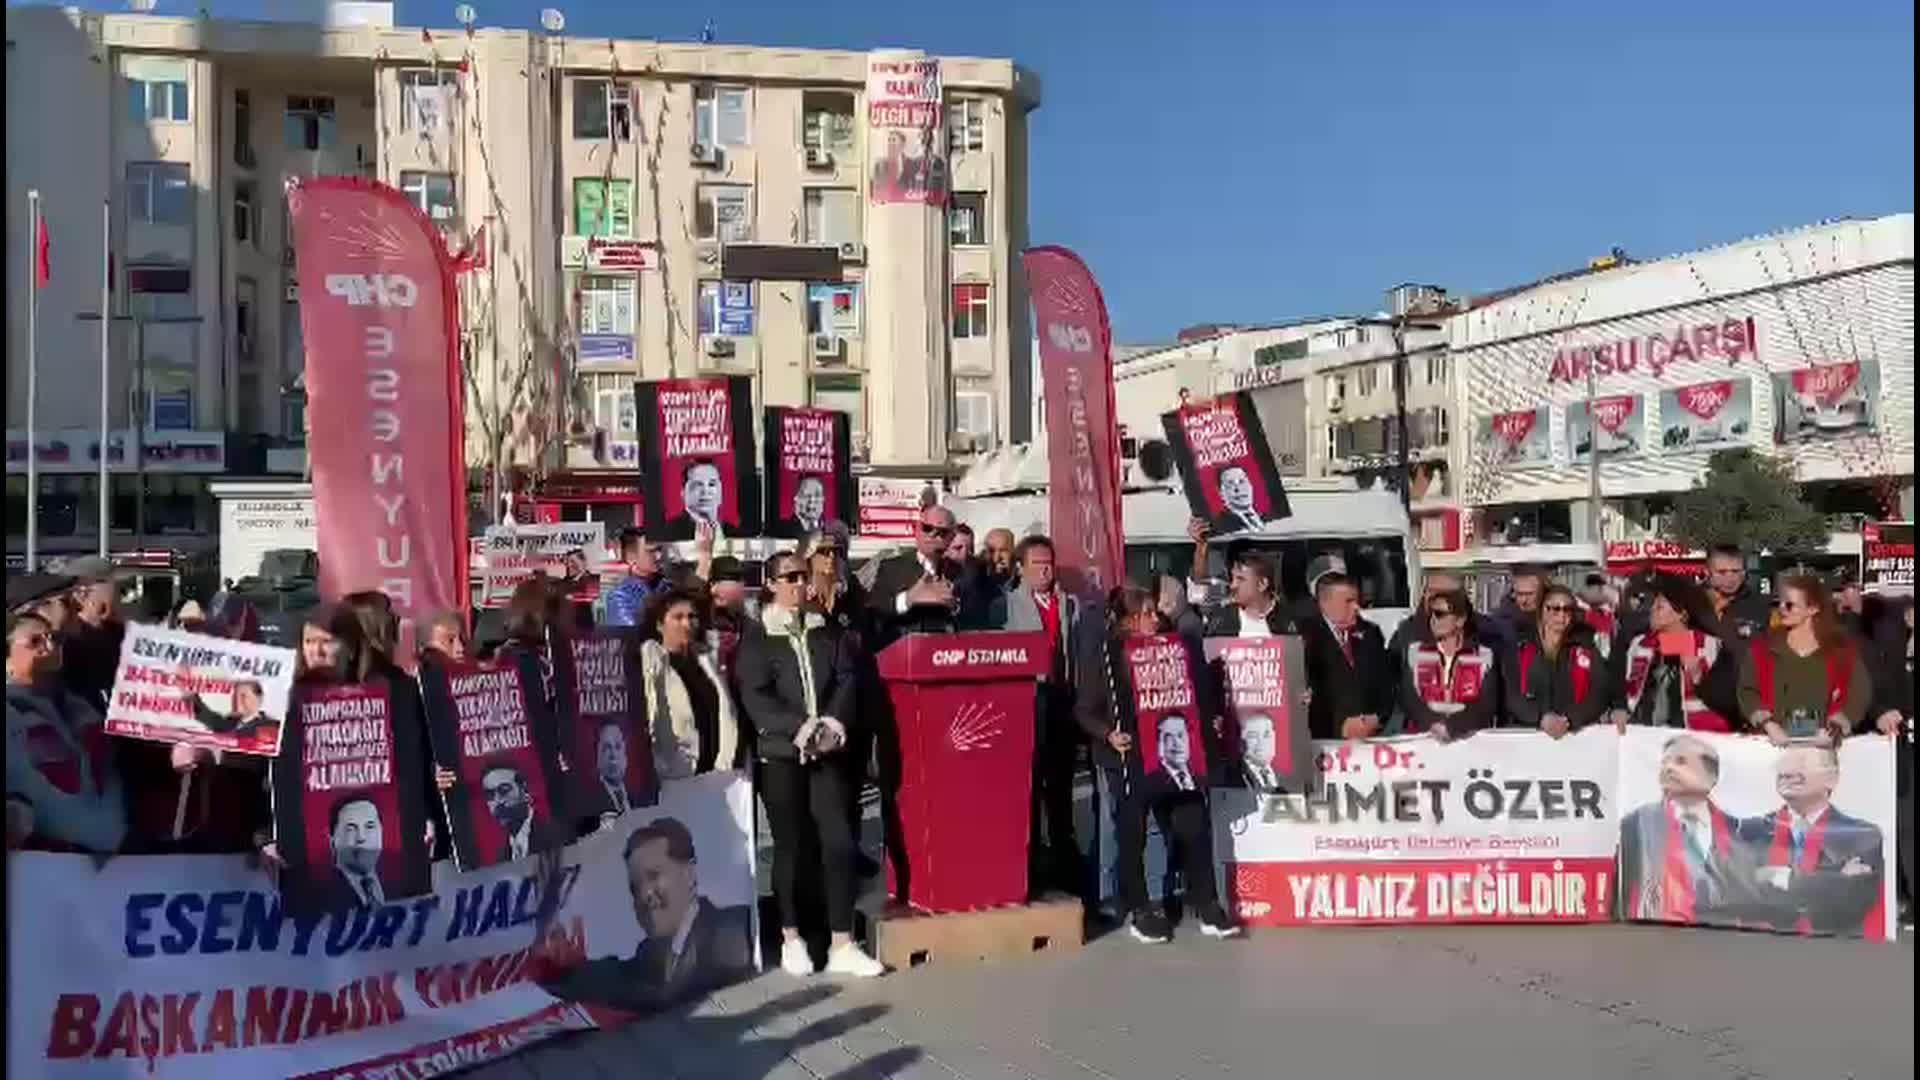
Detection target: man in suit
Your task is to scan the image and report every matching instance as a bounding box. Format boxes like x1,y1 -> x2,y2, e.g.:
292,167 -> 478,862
1200,550 -> 1298,638
996,536 -> 1088,896
1737,743 -> 1885,936
482,761 -> 567,863
540,817 -> 755,1013
1236,712 -> 1282,793
773,475 -> 828,539
660,460 -> 726,540
1144,713 -> 1205,798
582,719 -> 640,820
325,794 -> 386,909
1297,573 -> 1394,740
1618,733 -> 1750,923
191,678 -> 282,748
866,504 -> 968,641
1208,464 -> 1267,537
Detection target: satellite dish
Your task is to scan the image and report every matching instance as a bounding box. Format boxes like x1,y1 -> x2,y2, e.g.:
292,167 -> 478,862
1136,439 -> 1176,482
453,3 -> 477,27
127,0 -> 158,12
539,7 -> 565,33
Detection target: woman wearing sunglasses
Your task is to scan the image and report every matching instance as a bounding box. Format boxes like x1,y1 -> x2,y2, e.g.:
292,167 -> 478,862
1401,588 -> 1500,742
1615,576 -> 1733,733
1508,584 -> 1610,738
1738,574 -> 1871,746
735,551 -> 884,978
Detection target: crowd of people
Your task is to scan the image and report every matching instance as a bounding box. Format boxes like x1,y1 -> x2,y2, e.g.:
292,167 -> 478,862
7,517 -> 1915,969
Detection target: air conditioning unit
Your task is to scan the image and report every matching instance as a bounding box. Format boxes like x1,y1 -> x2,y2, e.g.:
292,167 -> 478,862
811,333 -> 842,360
284,282 -> 300,301
837,241 -> 865,264
804,147 -> 833,170
705,337 -> 736,359
690,143 -> 721,166
694,241 -> 721,267
560,235 -> 588,269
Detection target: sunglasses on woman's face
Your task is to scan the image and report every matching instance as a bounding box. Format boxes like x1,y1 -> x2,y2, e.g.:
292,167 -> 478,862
1544,603 -> 1576,614
1428,608 -> 1457,620
774,570 -> 808,584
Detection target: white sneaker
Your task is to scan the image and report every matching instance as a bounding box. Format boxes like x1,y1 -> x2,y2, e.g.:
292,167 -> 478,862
823,942 -> 886,978
780,938 -> 813,976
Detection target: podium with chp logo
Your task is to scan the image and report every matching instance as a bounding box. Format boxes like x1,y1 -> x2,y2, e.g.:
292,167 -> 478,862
870,630 -> 1086,967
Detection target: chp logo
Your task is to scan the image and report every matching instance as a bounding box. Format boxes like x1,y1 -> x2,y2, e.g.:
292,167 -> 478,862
325,273 -> 419,308
1045,321 -> 1095,354
947,702 -> 1004,753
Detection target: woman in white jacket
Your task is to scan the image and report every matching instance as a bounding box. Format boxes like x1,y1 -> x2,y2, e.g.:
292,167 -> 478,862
639,588 -> 739,779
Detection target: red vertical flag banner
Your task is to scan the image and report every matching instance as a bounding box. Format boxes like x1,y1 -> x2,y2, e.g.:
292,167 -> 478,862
1022,245 -> 1125,599
287,177 -> 467,622
35,214 -> 51,288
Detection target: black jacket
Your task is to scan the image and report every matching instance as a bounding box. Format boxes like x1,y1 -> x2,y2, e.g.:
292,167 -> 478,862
1201,601 -> 1298,638
865,551 -> 968,642
1297,617 -> 1395,739
1504,629 -> 1611,731
733,613 -> 862,761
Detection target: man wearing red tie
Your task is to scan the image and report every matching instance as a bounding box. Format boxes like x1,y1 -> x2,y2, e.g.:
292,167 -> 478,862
1297,573 -> 1393,740
1618,734 -> 1741,923
994,536 -> 1088,897
1738,743 -> 1885,937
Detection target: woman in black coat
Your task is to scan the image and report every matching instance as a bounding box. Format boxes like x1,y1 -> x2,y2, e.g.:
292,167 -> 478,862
734,551 -> 884,979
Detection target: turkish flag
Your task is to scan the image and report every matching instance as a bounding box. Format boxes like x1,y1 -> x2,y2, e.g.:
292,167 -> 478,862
34,215 -> 49,289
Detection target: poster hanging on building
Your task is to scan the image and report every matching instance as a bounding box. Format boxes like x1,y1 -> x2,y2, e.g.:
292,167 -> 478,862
1772,360 -> 1881,444
635,376 -> 760,542
1861,522 -> 1913,593
105,624 -> 296,756
866,52 -> 947,207
552,631 -> 657,824
1568,393 -> 1645,463
1476,406 -> 1553,469
269,680 -> 434,915
1120,634 -> 1210,796
419,654 -> 570,871
288,176 -> 467,622
1204,636 -> 1313,795
856,476 -> 942,542
1658,378 -> 1753,452
1218,730 -> 1619,927
1616,728 -> 1896,942
1161,391 -> 1292,537
762,405 -> 855,540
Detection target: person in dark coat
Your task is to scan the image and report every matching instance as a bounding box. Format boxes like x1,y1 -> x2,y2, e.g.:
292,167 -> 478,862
1506,584 -> 1612,736
1703,545 -> 1773,648
865,505 -> 968,642
1401,588 -> 1501,740
1200,550 -> 1297,638
1296,573 -> 1394,740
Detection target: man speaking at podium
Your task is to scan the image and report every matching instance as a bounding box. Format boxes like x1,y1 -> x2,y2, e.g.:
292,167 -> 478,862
867,504 -> 970,642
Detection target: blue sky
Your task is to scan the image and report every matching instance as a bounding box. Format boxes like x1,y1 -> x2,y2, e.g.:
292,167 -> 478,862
41,0 -> 1919,340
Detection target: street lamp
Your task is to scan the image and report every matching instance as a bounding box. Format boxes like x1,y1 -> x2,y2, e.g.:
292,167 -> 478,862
1353,315 -> 1444,513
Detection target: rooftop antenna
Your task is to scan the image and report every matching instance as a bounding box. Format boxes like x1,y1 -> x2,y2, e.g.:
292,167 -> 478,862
454,2 -> 477,33
539,7 -> 565,34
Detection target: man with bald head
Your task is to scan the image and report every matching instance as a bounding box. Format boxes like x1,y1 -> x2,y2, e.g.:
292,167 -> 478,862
1739,744 -> 1885,936
866,504 -> 970,641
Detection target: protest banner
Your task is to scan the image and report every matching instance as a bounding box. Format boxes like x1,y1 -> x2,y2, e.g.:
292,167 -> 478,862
761,405 -> 854,541
1161,391 -> 1291,536
1615,728 -> 1896,942
6,773 -> 758,1079
476,522 -> 611,608
551,631 -> 657,825
865,52 -> 947,207
1120,634 -> 1209,795
635,376 -> 760,542
270,680 -> 435,915
107,624 -> 296,756
856,476 -> 939,542
419,655 -> 569,871
1203,636 -> 1313,795
1218,730 -> 1619,927
1861,521 -> 1914,594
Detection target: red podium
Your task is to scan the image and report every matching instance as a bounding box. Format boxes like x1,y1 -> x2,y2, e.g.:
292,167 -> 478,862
877,631 -> 1050,913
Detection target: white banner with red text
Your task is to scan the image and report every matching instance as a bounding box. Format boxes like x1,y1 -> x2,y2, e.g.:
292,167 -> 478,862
1217,729 -> 1619,927
6,773 -> 757,1079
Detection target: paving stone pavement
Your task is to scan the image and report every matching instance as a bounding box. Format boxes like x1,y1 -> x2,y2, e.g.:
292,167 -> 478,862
474,923 -> 1913,1080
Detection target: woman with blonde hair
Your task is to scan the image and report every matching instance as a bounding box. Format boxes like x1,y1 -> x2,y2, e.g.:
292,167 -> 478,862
1739,574 -> 1871,744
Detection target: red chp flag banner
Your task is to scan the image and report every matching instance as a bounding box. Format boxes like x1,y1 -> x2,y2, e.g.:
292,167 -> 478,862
1162,391 -> 1292,536
287,177 -> 467,621
1219,730 -> 1619,927
762,405 -> 854,541
1023,245 -> 1125,598
1120,634 -> 1210,793
1204,636 -> 1313,796
636,376 -> 760,542
418,654 -> 569,872
270,680 -> 434,916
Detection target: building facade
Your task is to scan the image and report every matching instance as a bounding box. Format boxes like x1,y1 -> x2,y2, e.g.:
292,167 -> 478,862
5,4 -> 1038,553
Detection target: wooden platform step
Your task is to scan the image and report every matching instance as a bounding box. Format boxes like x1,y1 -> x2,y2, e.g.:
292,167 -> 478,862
871,894 -> 1085,971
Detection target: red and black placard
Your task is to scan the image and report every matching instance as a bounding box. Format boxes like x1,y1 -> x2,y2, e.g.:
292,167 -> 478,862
1117,633 -> 1211,798
271,679 -> 434,915
762,405 -> 855,540
1161,391 -> 1291,536
419,651 -> 570,870
551,629 -> 658,825
636,375 -> 761,541
1203,636 -> 1314,795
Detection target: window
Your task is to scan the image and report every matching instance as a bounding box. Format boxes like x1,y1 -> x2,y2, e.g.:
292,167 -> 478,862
806,284 -> 861,335
693,85 -> 749,148
802,188 -> 858,246
128,69 -> 190,123
400,171 -> 457,225
802,91 -> 855,151
947,98 -> 986,154
1355,365 -> 1380,398
812,373 -> 864,443
234,180 -> 257,246
697,280 -> 754,336
285,96 -> 337,151
951,283 -> 990,339
571,79 -> 632,141
948,192 -> 987,246
695,184 -> 752,242
572,178 -> 634,238
1328,374 -> 1348,409
578,275 -> 636,336
592,379 -> 638,438
127,264 -> 192,318
126,162 -> 192,225
954,381 -> 995,443
1434,408 -> 1451,446
234,89 -> 255,168
400,70 -> 457,133
1426,354 -> 1449,386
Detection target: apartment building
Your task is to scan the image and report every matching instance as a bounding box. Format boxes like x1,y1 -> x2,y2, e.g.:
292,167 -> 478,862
4,3 -> 1038,552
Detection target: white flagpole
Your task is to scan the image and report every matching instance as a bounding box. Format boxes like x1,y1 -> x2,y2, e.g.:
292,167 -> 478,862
98,199 -> 110,559
25,190 -> 40,569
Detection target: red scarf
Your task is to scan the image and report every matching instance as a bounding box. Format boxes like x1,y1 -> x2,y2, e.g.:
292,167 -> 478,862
1658,801 -> 1730,922
1763,807 -> 1830,934
1035,591 -> 1062,647
1623,630 -> 1730,731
